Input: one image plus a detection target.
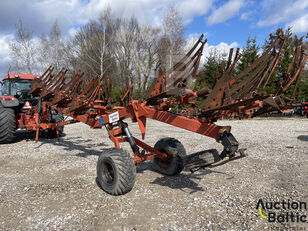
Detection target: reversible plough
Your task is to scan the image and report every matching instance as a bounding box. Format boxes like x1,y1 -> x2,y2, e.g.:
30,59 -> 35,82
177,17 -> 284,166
27,34 -> 307,195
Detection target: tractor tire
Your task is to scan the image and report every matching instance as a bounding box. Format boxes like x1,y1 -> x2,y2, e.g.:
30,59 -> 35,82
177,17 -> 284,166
0,106 -> 16,144
153,137 -> 186,176
96,148 -> 136,196
41,110 -> 64,138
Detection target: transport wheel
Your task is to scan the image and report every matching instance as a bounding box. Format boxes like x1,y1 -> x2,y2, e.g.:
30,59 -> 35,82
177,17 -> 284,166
153,137 -> 186,176
41,110 -> 64,138
97,148 -> 136,196
0,106 -> 16,144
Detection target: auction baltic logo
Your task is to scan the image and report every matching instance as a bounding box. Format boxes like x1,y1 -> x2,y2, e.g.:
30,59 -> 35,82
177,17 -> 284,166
256,199 -> 307,223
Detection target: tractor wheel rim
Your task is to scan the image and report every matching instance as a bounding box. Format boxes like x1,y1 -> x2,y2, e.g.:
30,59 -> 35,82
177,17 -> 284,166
158,148 -> 172,167
100,160 -> 115,185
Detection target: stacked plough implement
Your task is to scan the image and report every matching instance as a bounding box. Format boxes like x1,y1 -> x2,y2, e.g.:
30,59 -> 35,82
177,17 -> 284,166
28,34 -> 307,195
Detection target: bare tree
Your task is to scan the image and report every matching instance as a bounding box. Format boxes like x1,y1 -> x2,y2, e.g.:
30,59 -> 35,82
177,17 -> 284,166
71,7 -> 115,77
35,21 -> 66,73
49,21 -> 64,72
113,17 -> 139,89
161,5 -> 186,71
9,19 -> 37,73
66,6 -> 184,96
62,40 -> 79,72
133,25 -> 160,91
37,33 -> 50,72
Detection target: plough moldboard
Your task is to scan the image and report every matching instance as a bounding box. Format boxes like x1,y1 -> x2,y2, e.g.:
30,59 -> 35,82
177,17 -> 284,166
27,34 -> 307,195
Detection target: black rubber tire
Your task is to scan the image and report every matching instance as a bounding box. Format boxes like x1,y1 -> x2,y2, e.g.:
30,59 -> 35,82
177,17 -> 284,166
41,110 -> 64,138
97,148 -> 136,196
153,137 -> 186,176
0,106 -> 16,144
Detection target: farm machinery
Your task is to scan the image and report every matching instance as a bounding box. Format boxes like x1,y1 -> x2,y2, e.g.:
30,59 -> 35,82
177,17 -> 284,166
1,34 -> 307,195
0,73 -> 64,143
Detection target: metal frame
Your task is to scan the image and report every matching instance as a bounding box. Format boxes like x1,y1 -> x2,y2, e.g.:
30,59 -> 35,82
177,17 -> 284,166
23,33 -> 307,170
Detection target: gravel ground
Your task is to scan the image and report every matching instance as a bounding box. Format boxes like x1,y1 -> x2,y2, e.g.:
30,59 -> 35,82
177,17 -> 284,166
0,118 -> 307,230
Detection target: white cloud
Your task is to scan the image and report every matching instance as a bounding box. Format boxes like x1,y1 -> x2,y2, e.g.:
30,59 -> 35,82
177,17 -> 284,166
257,0 -> 308,28
204,41 -> 239,59
207,0 -> 245,25
186,33 -> 239,67
68,27 -> 78,37
286,14 -> 308,33
84,0 -> 214,26
0,0 -> 86,36
0,35 -> 12,62
240,11 -> 253,20
0,0 -> 215,35
0,34 -> 13,76
178,0 -> 213,24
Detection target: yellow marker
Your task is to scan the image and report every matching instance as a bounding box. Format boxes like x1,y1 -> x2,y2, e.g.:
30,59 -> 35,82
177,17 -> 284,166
259,209 -> 267,218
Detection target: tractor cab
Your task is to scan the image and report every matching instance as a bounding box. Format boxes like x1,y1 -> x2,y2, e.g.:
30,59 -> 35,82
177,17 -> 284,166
1,73 -> 40,106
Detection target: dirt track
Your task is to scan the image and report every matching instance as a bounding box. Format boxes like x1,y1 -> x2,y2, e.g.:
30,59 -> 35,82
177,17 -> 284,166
0,118 -> 307,230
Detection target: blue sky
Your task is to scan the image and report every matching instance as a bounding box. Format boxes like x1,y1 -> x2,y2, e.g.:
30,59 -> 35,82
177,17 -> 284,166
185,0 -> 307,46
0,0 -> 307,76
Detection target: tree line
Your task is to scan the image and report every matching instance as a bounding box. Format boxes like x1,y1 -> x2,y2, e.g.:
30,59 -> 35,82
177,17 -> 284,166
9,6 -> 185,100
8,7 -> 308,103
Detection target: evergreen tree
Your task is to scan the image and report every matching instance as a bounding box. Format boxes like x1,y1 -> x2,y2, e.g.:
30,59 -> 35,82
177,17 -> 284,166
296,69 -> 308,102
195,49 -> 223,90
263,28 -> 307,102
237,35 -> 259,73
263,28 -> 290,95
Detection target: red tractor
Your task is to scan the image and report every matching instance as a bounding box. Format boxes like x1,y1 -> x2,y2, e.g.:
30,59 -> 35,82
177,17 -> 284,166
0,73 -> 64,143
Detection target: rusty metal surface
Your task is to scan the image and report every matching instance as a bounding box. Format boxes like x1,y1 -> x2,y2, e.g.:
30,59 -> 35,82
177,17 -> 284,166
29,33 -> 308,125
24,33 -> 306,149
144,34 -> 207,99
